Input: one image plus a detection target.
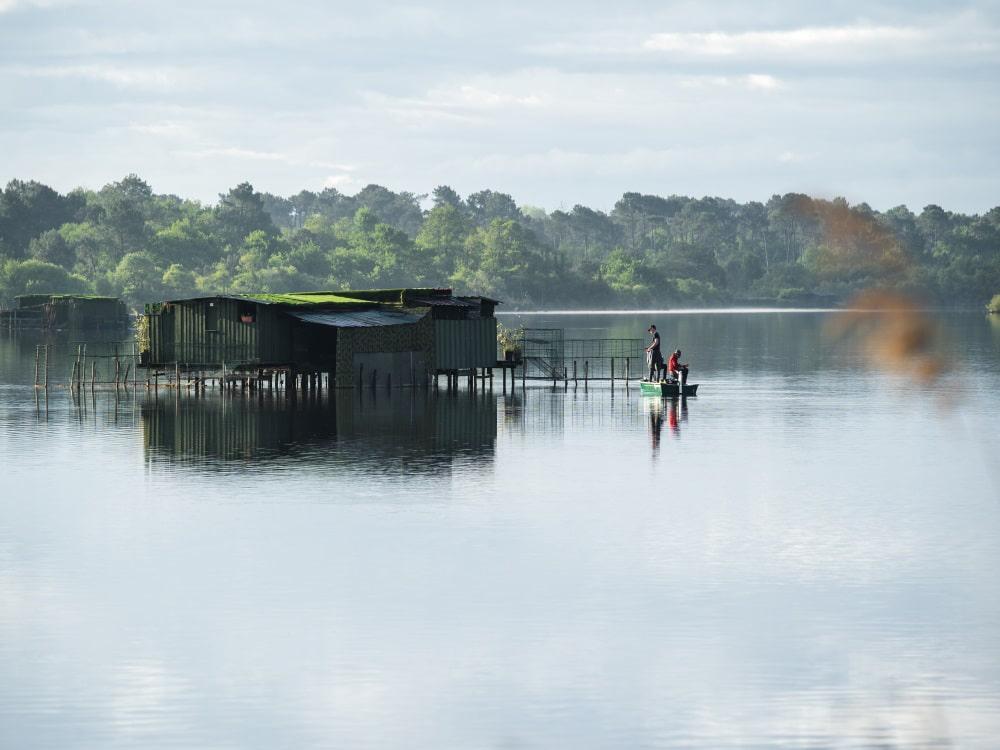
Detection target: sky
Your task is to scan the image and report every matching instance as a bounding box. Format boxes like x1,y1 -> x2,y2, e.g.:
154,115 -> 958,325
1,0 -> 998,213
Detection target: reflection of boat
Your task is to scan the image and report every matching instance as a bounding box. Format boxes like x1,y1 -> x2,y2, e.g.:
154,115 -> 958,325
639,380 -> 699,397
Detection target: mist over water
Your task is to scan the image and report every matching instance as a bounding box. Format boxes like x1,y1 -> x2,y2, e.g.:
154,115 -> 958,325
2,311 -> 999,749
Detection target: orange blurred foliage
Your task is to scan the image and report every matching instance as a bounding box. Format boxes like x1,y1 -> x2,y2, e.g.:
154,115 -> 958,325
827,290 -> 946,384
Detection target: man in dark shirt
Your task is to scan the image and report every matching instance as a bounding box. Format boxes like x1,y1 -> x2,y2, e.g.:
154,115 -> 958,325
646,325 -> 663,381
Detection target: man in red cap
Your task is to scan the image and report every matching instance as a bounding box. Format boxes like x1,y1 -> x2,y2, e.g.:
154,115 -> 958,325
667,349 -> 689,386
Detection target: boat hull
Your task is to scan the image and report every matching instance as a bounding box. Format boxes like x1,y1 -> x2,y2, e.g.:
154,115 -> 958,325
639,381 -> 699,397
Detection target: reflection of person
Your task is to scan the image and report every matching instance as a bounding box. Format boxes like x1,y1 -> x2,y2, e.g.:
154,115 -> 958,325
646,325 -> 664,381
650,408 -> 662,452
667,349 -> 689,386
668,398 -> 679,435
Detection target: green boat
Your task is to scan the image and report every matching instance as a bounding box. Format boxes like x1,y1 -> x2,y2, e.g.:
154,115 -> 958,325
639,380 -> 699,397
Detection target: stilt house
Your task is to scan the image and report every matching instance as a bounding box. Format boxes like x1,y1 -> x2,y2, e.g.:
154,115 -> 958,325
140,288 -> 499,386
1,294 -> 129,331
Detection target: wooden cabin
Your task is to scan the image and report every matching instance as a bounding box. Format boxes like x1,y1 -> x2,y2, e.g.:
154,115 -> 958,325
140,288 -> 499,386
1,294 -> 129,332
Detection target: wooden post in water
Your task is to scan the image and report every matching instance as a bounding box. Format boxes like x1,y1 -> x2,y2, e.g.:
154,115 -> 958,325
81,345 -> 87,387
174,362 -> 180,389
123,363 -> 131,386
44,345 -> 49,390
611,357 -> 615,389
625,357 -> 630,383
573,360 -> 577,386
34,346 -> 39,387
91,361 -> 96,391
584,360 -> 589,387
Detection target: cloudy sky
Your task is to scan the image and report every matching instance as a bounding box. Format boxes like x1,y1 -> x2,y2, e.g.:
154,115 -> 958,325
1,0 -> 998,212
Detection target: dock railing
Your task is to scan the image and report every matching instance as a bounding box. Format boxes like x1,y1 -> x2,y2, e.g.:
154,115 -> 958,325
518,329 -> 645,383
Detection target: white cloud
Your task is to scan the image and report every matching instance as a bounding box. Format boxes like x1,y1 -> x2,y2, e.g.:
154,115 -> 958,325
642,25 -> 925,56
746,73 -> 781,90
127,121 -> 196,139
182,147 -> 289,162
175,146 -> 357,174
678,73 -> 783,91
437,84 -> 542,109
10,63 -> 190,91
324,173 -> 360,191
0,0 -> 72,12
532,15 -> 1000,66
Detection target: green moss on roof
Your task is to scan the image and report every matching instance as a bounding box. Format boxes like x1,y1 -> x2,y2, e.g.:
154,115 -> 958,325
16,294 -> 122,309
242,292 -> 363,306
16,293 -> 120,301
240,288 -> 448,307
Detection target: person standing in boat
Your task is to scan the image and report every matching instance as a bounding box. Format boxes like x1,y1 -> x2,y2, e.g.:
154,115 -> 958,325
646,325 -> 664,381
667,349 -> 689,386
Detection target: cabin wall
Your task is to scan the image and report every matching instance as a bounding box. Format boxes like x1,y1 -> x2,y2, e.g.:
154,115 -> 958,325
334,315 -> 434,387
146,300 -> 295,366
433,317 -> 497,370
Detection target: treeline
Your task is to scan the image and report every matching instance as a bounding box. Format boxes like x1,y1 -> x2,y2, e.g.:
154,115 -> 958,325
0,175 -> 997,309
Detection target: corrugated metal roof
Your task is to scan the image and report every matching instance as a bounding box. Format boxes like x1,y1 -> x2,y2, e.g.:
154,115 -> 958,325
289,310 -> 422,328
409,295 -> 479,308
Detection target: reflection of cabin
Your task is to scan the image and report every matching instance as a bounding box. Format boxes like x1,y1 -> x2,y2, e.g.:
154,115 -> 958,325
141,389 -> 497,467
141,288 -> 499,386
0,294 -> 129,332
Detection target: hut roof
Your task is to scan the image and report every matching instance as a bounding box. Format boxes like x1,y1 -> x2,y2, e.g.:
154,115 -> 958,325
158,288 -> 497,309
16,294 -> 122,308
288,309 -> 423,328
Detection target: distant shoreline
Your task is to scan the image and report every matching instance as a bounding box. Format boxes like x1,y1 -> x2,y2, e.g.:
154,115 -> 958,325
499,308 -> 839,315
498,307 -> 985,315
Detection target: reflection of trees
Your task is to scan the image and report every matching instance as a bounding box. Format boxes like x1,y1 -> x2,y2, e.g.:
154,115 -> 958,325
141,391 -> 496,473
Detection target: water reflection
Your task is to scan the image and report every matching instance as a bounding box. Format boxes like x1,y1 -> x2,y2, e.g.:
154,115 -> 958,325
646,397 -> 691,454
2,312 -> 999,749
141,390 -> 497,474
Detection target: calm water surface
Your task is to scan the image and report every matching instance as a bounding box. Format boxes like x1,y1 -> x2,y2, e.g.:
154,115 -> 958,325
1,311 -> 999,749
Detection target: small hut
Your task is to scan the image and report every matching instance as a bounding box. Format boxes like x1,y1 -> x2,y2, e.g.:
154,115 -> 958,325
140,288 -> 499,387
0,294 -> 130,332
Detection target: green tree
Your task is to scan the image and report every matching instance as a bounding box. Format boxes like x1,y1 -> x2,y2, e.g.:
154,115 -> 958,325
161,264 -> 199,298
214,182 -> 276,248
152,216 -> 218,270
414,204 -> 469,283
0,258 -> 89,302
456,219 -> 544,302
28,229 -> 75,269
113,252 -> 162,303
432,185 -> 462,209
0,180 -> 82,258
99,174 -> 153,259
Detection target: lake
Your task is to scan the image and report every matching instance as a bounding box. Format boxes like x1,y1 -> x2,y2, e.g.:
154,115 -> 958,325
1,311 -> 999,749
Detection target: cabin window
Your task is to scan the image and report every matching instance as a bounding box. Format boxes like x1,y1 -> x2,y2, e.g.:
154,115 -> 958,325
238,301 -> 256,324
205,301 -> 218,331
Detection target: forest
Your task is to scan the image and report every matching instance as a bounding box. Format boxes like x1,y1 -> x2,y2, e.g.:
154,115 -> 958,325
0,175 -> 997,310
